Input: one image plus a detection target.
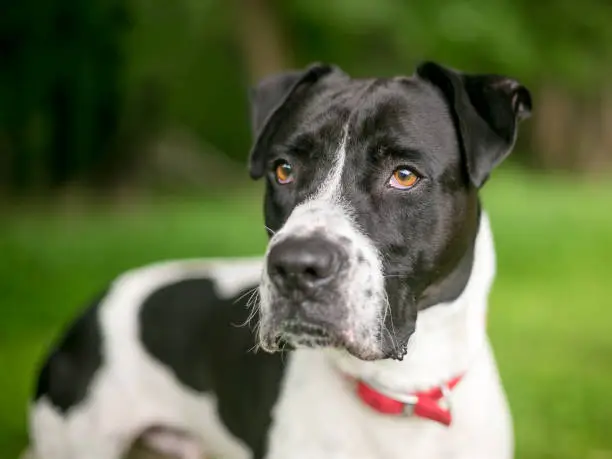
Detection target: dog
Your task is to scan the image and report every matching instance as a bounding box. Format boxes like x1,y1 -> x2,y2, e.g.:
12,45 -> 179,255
25,61 -> 531,459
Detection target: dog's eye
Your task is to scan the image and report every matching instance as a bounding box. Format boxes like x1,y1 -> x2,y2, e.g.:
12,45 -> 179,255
275,161 -> 294,185
389,167 -> 419,190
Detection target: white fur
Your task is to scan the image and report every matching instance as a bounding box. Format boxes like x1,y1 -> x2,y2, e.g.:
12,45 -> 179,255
259,125 -> 387,357
29,257 -> 263,459
315,123 -> 348,202
28,216 -> 512,459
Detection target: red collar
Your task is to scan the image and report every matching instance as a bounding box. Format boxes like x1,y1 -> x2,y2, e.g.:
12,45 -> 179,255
352,375 -> 463,426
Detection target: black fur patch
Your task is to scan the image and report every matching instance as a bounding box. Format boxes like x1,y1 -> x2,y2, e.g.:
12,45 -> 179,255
34,289 -> 107,414
139,277 -> 285,457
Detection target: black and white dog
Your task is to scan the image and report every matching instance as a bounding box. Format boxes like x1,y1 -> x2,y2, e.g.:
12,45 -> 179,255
26,61 -> 531,459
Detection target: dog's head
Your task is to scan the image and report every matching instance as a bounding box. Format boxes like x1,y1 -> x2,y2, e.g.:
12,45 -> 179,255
249,62 -> 531,361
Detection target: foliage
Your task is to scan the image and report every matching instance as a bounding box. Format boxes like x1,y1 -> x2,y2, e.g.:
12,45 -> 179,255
284,0 -> 612,90
2,0 -> 612,192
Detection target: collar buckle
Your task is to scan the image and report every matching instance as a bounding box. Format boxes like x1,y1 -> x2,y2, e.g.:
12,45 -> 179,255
401,383 -> 453,418
401,397 -> 418,416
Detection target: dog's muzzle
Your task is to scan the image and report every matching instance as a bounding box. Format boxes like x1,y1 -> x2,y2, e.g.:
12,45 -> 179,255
258,201 -> 388,360
262,236 -> 352,347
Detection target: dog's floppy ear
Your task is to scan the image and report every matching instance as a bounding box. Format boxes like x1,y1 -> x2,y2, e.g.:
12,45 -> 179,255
248,63 -> 339,180
416,62 -> 532,188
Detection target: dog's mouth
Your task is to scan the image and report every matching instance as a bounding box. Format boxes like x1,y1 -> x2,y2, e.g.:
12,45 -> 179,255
275,320 -> 343,349
264,320 -> 387,361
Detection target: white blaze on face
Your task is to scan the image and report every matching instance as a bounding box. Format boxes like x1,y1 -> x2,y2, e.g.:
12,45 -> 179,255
313,124 -> 349,202
259,123 -> 388,356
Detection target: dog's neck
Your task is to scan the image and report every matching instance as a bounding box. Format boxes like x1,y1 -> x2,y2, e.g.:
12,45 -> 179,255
327,212 -> 497,392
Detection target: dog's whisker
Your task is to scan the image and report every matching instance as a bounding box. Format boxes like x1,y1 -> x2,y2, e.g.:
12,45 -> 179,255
245,287 -> 260,311
379,289 -> 400,354
386,308 -> 399,353
233,286 -> 259,305
234,288 -> 261,328
379,306 -> 399,356
249,316 -> 267,354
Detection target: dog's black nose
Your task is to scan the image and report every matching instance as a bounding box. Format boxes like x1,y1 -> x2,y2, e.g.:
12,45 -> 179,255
267,237 -> 342,292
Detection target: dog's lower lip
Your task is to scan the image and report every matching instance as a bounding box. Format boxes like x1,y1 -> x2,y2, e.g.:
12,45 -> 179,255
276,321 -> 340,348
284,323 -> 331,337
265,327 -> 385,361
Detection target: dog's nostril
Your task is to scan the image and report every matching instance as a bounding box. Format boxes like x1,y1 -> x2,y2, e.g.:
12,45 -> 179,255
304,267 -> 319,279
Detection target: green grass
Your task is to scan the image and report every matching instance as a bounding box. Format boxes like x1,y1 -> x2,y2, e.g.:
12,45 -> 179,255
1,170 -> 612,459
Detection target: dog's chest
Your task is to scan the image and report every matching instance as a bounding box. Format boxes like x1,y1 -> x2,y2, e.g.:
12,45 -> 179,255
264,350 -> 458,459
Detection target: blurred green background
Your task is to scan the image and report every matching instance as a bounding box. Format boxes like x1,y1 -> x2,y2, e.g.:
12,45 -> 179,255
1,1 -> 611,458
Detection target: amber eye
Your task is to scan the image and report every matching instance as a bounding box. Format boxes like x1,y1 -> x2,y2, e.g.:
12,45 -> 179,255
275,161 -> 294,184
389,167 -> 419,190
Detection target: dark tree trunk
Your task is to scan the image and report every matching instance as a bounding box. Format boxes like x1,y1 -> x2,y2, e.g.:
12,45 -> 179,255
530,84 -> 612,173
231,0 -> 291,84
